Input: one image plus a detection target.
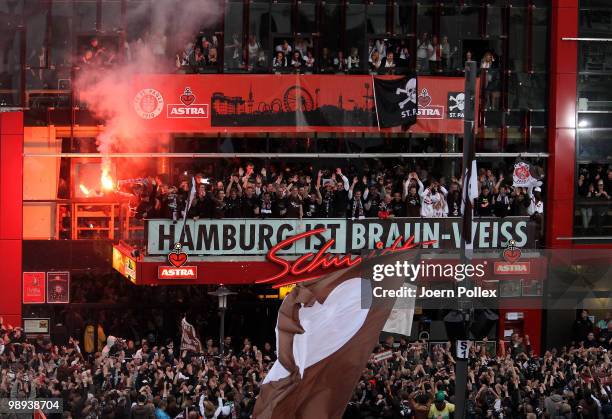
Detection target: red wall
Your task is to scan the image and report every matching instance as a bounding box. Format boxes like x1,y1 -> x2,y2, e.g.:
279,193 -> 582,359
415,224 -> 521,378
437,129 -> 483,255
0,112 -> 23,328
499,303 -> 543,356
546,0 -> 578,248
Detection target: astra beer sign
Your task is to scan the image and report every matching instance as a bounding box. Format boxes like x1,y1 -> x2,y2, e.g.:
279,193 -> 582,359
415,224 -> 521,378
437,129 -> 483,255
146,217 -> 535,256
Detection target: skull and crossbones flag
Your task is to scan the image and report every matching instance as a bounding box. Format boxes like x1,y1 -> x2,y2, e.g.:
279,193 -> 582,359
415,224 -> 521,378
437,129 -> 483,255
373,74 -> 418,128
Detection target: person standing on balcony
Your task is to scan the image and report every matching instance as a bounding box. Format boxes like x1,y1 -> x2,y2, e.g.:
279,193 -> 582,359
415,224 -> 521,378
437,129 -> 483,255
417,33 -> 433,73
429,35 -> 442,73
348,177 -> 367,219
285,186 -> 303,219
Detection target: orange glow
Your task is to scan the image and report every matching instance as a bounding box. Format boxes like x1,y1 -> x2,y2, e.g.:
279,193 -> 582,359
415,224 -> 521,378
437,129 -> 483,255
79,184 -> 91,196
101,167 -> 114,191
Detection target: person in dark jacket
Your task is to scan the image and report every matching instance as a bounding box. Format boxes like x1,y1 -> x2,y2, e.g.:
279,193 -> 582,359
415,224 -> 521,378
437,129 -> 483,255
572,310 -> 594,344
131,394 -> 155,418
475,185 -> 493,216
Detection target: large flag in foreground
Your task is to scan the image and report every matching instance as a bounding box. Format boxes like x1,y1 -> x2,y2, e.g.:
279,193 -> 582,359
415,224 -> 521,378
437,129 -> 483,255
180,317 -> 202,353
373,74 -> 418,128
253,251 -> 418,419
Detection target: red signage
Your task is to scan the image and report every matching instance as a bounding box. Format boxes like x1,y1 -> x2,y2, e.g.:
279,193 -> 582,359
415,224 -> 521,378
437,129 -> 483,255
256,228 -> 435,288
159,243 -> 198,279
22,272 -> 46,304
493,262 -> 531,275
494,240 -> 531,275
158,266 -> 198,279
166,87 -> 209,119
130,75 -> 478,134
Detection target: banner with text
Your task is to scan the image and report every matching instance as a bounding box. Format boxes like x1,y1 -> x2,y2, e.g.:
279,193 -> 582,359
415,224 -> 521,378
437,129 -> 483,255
146,217 -> 535,256
130,75 -> 476,134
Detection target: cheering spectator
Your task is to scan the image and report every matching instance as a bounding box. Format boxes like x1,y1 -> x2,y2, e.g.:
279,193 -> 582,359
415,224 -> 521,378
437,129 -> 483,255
430,35 -> 442,73
334,50 -> 348,72
573,310 -> 594,345
417,33 -> 433,72
319,47 -> 334,73
369,50 -> 382,73
347,48 -> 360,71
275,39 -> 292,55
272,51 -> 287,70
475,185 -> 494,216
381,51 -> 396,74
247,35 -> 261,65
303,50 -> 315,73
290,51 -> 303,71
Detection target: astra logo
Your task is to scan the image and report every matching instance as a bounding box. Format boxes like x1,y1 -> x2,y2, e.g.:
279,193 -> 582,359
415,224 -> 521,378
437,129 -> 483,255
158,266 -> 198,279
160,243 -> 198,279
417,107 -> 443,117
167,87 -> 209,119
416,88 -> 444,119
493,240 -> 531,275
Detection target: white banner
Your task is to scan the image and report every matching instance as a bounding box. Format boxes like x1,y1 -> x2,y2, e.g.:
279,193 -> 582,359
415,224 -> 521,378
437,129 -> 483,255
146,217 -> 534,256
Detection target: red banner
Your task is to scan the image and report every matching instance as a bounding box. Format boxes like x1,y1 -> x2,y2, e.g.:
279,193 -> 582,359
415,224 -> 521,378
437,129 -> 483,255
131,75 -> 476,134
23,272 -> 46,304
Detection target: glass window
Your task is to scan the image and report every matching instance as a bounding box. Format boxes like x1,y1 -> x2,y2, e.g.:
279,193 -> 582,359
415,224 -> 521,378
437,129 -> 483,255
394,1 -> 413,36
0,35 -> 21,107
102,0 -> 122,32
297,1 -> 316,35
577,129 -> 612,162
460,7 -> 480,39
578,74 -> 612,111
346,3 -> 366,56
578,112 -> 612,129
74,0 -> 98,32
574,160 -> 612,238
415,6 -> 433,74
579,41 -> 612,73
250,2 -> 271,53
125,1 -> 150,44
416,5 -> 433,38
366,2 -> 386,35
508,73 -> 548,110
0,0 -> 23,105
529,127 -> 547,152
49,0 -> 73,89
532,8 -> 548,72
440,6 -> 461,71
581,0 -> 612,6
225,2 -> 244,71
486,6 -> 503,39
24,0 -> 49,71
322,2 -> 341,54
508,7 -> 527,73
270,1 -> 292,34
579,8 -> 612,37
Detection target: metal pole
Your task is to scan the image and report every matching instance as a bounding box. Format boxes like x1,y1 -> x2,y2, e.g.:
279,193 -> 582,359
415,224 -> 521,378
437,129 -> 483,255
219,307 -> 226,358
455,60 -> 478,419
23,152 -> 550,159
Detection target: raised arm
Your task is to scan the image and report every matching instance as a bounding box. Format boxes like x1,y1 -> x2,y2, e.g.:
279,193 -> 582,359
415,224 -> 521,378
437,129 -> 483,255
226,177 -> 234,196
417,179 -> 425,197
348,176 -> 358,199
336,168 -> 349,191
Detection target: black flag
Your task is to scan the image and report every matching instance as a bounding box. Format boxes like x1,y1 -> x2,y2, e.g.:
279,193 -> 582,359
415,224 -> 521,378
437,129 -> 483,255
373,75 -> 418,128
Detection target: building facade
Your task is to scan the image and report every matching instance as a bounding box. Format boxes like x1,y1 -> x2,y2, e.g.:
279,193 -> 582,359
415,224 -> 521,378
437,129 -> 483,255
0,0 -> 609,350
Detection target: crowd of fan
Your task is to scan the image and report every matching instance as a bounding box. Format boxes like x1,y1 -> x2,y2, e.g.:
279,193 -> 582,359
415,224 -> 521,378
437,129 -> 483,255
575,164 -> 612,232
124,161 -> 544,223
1,312 -> 611,418
175,33 -> 473,75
